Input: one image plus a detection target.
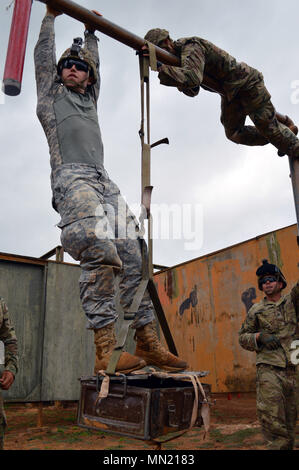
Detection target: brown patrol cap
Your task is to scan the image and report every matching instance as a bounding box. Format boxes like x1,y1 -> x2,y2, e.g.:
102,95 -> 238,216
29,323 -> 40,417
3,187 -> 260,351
144,28 -> 170,46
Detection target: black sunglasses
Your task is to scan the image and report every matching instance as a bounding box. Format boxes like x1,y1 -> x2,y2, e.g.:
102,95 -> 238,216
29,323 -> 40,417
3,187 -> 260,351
261,276 -> 277,285
62,58 -> 89,73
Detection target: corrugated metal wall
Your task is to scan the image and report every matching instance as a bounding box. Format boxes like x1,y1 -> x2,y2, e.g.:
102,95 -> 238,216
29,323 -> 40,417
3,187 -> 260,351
154,224 -> 299,393
0,253 -> 137,402
0,255 -> 94,401
1,223 -> 298,399
0,256 -> 46,401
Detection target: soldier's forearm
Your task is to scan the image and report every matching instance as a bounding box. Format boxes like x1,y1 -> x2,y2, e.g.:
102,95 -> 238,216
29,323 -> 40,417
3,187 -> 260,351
158,66 -> 183,87
158,63 -> 202,90
169,42 -> 204,90
239,332 -> 259,351
34,14 -> 57,86
4,362 -> 17,376
4,343 -> 18,376
36,13 -> 56,54
239,315 -> 260,351
84,31 -> 100,101
84,31 -> 99,67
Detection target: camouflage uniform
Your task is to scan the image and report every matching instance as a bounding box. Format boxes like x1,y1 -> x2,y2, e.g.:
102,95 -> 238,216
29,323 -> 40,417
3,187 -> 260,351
239,281 -> 299,450
148,32 -> 299,158
34,14 -> 155,330
0,298 -> 18,450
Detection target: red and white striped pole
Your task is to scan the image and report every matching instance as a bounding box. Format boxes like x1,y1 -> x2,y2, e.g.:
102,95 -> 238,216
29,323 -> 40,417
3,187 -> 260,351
3,0 -> 33,96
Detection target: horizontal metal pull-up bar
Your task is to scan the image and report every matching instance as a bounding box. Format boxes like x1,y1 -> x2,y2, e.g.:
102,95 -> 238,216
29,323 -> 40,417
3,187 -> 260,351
3,0 -> 224,96
39,0 -> 224,94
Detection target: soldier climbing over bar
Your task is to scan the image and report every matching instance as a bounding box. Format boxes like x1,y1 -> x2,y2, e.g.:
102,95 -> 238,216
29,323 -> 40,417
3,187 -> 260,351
34,6 -> 188,375
144,29 -> 299,159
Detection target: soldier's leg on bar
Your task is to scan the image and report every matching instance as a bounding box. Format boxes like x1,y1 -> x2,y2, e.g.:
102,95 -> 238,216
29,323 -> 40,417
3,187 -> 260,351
246,82 -> 299,158
256,364 -> 294,450
220,95 -> 269,146
60,214 -> 145,374
105,184 -> 188,372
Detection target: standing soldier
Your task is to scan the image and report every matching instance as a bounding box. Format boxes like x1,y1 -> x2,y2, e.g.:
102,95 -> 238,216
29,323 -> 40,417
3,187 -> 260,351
239,259 -> 299,450
34,7 -> 187,374
144,29 -> 299,159
0,298 -> 18,450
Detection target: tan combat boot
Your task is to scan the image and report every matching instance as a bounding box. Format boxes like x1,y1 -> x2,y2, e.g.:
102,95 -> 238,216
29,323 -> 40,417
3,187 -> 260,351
134,321 -> 188,372
94,323 -> 146,374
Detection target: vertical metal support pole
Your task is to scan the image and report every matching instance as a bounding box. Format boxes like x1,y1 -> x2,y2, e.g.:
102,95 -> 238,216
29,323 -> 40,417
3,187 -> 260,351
139,56 -> 150,194
138,54 -> 177,355
145,67 -> 154,281
139,54 -> 153,280
3,0 -> 33,96
288,157 -> 299,246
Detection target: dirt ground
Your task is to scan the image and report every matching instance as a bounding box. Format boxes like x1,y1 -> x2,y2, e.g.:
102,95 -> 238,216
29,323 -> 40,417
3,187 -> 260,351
3,392 -> 299,451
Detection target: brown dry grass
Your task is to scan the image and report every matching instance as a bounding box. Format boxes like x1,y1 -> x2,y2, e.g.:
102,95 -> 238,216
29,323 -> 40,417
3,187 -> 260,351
3,392 -> 299,451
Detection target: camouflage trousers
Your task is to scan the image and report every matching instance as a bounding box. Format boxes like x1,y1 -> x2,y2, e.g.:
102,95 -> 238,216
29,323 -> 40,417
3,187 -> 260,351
256,364 -> 297,450
0,394 -> 6,450
58,168 -> 155,330
221,79 -> 299,158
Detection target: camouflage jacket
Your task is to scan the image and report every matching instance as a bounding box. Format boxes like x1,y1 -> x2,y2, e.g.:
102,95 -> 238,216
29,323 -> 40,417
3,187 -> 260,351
34,14 -> 105,226
158,37 -> 262,101
239,281 -> 299,367
0,298 -> 18,376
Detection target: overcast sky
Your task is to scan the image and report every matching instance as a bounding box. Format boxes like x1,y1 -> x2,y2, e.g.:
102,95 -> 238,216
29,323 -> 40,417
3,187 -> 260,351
0,0 -> 298,267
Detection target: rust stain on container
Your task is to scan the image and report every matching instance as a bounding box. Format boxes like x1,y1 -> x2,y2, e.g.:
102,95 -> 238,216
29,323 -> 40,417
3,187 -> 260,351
164,269 -> 179,301
83,417 -> 109,430
154,224 -> 299,393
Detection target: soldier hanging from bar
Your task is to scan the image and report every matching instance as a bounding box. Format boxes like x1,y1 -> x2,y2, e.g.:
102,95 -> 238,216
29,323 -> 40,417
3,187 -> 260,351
34,5 -> 188,375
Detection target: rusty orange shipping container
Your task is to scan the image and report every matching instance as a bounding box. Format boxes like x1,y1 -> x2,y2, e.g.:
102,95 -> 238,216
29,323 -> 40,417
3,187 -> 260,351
154,223 -> 299,393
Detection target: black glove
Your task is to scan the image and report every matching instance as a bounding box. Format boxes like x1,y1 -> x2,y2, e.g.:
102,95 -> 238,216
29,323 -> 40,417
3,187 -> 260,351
258,332 -> 281,350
